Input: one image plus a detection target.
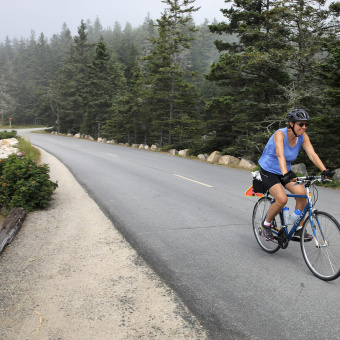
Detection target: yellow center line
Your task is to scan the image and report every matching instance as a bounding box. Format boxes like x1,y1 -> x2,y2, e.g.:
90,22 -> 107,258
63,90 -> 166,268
106,153 -> 118,157
173,174 -> 213,188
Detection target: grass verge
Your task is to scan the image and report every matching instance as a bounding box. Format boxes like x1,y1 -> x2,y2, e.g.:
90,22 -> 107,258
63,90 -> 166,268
17,137 -> 41,163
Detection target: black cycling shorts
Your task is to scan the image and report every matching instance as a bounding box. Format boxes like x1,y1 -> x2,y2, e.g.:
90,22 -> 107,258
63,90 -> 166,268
260,167 -> 286,192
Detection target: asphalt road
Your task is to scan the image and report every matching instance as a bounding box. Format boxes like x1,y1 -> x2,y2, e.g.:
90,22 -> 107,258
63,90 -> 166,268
18,130 -> 340,339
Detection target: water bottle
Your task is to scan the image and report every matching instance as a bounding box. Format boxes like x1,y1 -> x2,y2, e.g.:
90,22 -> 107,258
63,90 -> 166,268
288,209 -> 301,225
282,206 -> 290,224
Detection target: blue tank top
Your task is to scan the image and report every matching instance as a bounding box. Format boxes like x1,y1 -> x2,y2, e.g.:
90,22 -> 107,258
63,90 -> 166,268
259,127 -> 304,175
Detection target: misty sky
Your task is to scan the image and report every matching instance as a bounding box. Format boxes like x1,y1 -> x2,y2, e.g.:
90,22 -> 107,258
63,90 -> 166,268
0,0 -> 228,43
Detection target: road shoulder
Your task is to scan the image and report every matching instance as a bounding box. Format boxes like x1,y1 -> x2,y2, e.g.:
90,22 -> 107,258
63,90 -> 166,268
0,148 -> 206,339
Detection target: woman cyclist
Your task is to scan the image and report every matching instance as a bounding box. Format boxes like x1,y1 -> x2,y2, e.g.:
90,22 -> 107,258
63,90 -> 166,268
258,109 -> 334,241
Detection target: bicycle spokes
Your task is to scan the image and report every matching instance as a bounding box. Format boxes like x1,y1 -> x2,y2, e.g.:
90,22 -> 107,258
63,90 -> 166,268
301,211 -> 340,281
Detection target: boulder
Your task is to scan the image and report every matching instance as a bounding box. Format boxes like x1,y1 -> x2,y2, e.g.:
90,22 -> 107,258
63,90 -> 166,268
197,154 -> 208,161
139,144 -> 145,149
239,158 -> 257,170
151,145 -> 158,151
131,144 -> 139,148
291,163 -> 308,176
218,155 -> 240,166
144,145 -> 150,150
102,138 -> 107,143
334,168 -> 340,182
97,138 -> 103,143
0,138 -> 19,146
169,149 -> 178,155
0,138 -> 19,159
207,151 -> 221,163
178,149 -> 189,157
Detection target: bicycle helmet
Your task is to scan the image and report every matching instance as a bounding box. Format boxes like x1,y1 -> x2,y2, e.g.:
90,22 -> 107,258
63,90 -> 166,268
287,109 -> 310,137
287,109 -> 310,122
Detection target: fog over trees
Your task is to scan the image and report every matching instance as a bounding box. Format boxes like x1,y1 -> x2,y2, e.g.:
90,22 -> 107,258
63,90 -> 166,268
0,0 -> 339,167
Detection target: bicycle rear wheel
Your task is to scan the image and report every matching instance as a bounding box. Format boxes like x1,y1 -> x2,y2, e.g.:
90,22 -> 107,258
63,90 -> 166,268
252,197 -> 280,253
301,211 -> 340,281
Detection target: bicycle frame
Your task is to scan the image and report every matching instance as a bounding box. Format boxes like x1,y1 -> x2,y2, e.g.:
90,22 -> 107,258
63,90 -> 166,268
267,186 -> 315,242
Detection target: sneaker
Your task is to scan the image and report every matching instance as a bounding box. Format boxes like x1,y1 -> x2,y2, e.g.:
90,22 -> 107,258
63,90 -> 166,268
261,222 -> 274,241
294,228 -> 313,241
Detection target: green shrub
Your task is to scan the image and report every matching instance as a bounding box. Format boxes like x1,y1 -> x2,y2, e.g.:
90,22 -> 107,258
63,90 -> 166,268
0,154 -> 58,211
0,130 -> 17,139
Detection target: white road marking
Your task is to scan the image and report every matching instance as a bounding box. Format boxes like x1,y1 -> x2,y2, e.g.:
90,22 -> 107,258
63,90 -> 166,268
173,174 -> 213,188
106,153 -> 118,157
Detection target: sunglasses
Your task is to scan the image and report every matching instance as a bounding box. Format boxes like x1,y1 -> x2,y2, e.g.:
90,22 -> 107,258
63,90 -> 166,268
296,122 -> 309,127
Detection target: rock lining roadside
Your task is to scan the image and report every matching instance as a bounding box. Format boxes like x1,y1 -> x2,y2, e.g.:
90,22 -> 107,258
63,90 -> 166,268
0,148 -> 207,339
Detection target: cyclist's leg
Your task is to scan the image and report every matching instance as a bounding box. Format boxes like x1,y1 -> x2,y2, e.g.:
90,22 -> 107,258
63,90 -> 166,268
285,182 -> 309,236
285,182 -> 307,220
252,197 -> 280,253
266,183 -> 287,223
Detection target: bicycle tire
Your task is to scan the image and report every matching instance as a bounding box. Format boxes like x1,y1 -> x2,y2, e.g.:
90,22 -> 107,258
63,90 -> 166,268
301,211 -> 340,281
252,197 -> 280,254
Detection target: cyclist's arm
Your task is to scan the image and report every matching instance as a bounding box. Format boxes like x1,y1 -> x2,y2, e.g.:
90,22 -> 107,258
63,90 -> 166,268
302,133 -> 327,172
274,130 -> 289,175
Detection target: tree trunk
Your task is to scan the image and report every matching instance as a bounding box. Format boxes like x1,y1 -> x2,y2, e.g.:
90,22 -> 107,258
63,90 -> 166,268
0,207 -> 27,254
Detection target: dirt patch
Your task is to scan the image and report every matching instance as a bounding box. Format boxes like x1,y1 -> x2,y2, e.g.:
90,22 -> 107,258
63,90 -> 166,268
0,149 -> 207,339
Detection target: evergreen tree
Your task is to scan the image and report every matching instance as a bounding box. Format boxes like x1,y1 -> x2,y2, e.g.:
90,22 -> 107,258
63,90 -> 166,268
116,32 -> 139,81
310,33 -> 340,167
134,14 -> 157,59
87,16 -> 103,43
55,20 -> 95,133
111,21 -> 123,48
49,23 -> 73,74
206,0 -> 291,159
0,37 -> 15,67
0,59 -> 17,125
103,59 -> 149,143
35,33 -> 52,87
273,0 -> 339,168
274,0 -> 332,109
144,0 -> 201,146
82,36 -> 127,137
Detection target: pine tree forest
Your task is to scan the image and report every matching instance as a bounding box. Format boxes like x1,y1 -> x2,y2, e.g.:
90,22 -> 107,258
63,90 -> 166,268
0,0 -> 339,168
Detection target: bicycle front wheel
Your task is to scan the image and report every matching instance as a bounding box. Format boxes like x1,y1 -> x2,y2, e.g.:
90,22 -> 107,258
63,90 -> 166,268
252,197 -> 280,254
301,211 -> 340,281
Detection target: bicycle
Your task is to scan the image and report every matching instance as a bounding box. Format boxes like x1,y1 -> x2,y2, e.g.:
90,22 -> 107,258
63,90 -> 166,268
252,175 -> 340,281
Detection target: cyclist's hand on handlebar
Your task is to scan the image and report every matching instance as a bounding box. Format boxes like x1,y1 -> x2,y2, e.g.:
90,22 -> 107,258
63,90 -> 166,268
322,169 -> 334,179
282,170 -> 297,186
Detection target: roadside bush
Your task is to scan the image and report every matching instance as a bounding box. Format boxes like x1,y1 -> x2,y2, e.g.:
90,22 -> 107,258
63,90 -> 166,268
0,130 -> 17,139
0,154 -> 58,212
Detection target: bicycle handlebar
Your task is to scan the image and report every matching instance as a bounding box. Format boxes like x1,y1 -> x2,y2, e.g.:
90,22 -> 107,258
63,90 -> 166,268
295,175 -> 331,184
